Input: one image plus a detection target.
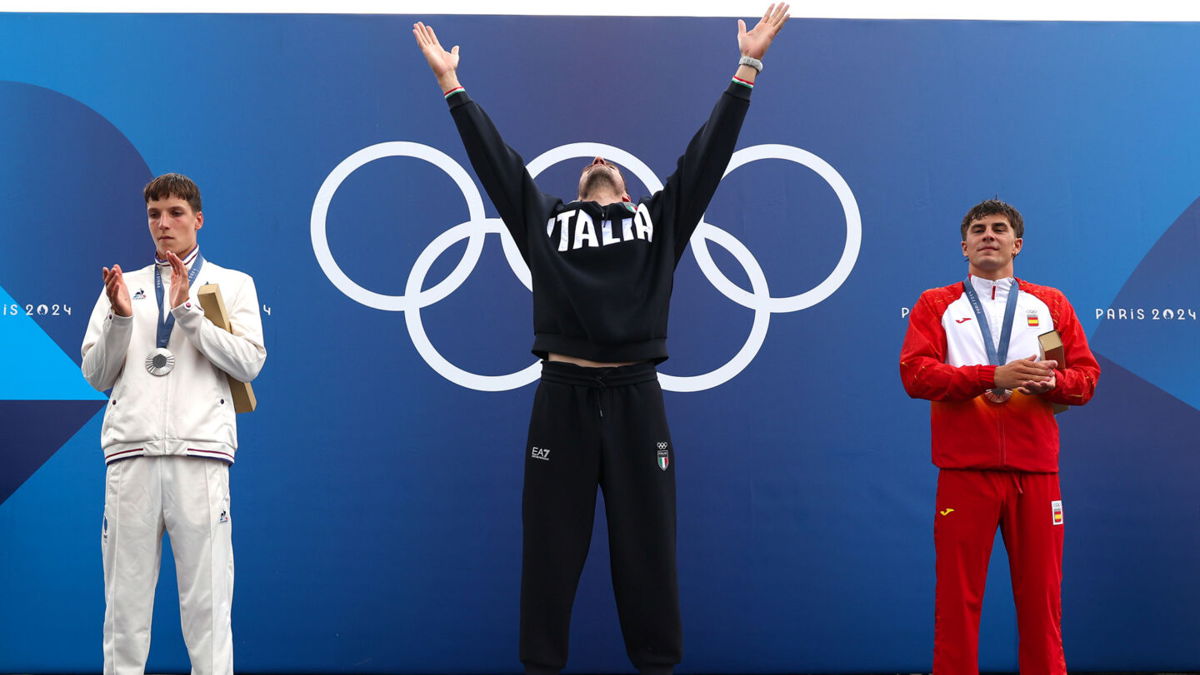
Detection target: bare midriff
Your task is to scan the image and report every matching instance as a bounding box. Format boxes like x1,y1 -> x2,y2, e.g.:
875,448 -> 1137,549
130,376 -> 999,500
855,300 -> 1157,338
547,353 -> 642,368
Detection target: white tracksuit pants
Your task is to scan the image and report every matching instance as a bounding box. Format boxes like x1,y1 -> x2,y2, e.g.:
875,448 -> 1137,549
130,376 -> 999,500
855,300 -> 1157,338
102,456 -> 234,675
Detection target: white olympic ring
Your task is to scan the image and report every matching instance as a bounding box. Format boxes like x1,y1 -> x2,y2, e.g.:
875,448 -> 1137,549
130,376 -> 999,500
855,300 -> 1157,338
312,142 -> 489,311
692,144 -> 863,314
311,141 -> 860,392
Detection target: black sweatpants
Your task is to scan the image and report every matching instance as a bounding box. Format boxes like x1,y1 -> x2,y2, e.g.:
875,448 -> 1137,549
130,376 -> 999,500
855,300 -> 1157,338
520,361 -> 679,675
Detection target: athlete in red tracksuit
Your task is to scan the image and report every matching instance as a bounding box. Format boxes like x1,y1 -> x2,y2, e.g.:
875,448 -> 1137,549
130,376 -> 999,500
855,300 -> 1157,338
900,199 -> 1100,674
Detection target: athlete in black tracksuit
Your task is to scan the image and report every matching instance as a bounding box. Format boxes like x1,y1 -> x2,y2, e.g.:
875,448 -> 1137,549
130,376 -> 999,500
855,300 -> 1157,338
413,9 -> 789,674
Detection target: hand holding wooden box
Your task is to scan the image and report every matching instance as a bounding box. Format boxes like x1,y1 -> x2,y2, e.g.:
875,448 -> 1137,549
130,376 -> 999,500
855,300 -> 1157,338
1038,330 -> 1068,415
197,284 -> 257,414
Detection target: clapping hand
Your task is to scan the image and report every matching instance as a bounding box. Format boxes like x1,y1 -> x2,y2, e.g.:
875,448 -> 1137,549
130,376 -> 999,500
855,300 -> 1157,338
994,355 -> 1058,395
166,251 -> 191,308
101,265 -> 132,317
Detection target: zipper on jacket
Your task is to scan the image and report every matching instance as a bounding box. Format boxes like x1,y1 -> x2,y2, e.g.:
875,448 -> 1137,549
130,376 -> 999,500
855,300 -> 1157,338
162,351 -> 172,449
998,399 -> 1007,466
162,367 -> 171,446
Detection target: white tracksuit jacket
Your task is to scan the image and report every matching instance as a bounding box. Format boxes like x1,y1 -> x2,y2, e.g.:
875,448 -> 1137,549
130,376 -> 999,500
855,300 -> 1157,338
81,252 -> 266,461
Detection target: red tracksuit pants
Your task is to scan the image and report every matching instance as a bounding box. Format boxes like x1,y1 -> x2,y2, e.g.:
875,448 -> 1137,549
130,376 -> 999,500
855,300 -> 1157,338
934,469 -> 1066,675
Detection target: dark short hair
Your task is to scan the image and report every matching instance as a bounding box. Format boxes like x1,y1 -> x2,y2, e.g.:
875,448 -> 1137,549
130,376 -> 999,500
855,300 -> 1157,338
144,173 -> 202,213
960,199 -> 1023,240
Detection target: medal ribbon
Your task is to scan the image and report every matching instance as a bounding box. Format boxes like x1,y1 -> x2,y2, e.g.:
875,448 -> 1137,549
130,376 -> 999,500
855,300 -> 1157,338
962,277 -> 1019,395
154,250 -> 205,349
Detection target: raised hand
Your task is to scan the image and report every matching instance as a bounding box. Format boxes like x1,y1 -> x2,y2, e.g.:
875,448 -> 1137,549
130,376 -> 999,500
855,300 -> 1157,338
102,265 -> 132,317
166,251 -> 191,308
413,21 -> 461,90
738,3 -> 791,59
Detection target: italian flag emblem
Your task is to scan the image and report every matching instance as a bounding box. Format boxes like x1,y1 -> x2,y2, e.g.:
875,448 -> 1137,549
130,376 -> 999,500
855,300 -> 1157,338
656,442 -> 670,471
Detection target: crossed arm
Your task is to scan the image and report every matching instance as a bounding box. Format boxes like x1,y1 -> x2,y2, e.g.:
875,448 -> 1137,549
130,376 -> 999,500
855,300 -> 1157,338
900,293 -> 1060,402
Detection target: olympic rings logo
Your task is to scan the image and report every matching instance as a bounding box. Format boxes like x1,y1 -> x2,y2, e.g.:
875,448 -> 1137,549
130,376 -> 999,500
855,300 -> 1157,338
311,141 -> 861,392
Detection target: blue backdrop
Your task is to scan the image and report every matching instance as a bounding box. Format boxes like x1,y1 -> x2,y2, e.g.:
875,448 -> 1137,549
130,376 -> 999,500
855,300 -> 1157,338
1,13 -> 1197,673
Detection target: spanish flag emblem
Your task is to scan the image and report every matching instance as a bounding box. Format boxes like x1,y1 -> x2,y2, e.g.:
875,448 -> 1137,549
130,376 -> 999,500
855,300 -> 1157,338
1027,310 -> 1040,327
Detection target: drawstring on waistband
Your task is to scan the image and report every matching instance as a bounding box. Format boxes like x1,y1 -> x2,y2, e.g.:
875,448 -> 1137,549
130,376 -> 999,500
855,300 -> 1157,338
539,361 -> 658,420
1011,472 -> 1024,495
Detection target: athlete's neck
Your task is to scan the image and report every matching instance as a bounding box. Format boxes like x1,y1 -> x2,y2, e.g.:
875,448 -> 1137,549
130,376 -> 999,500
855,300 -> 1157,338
578,191 -> 627,206
968,264 -> 1014,281
157,244 -> 198,263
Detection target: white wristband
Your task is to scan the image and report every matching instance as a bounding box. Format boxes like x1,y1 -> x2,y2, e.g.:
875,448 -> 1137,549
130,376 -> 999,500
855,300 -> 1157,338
739,55 -> 763,73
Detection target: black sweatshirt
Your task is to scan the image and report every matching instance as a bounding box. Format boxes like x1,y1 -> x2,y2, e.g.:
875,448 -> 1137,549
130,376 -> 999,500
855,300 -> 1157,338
447,81 -> 752,363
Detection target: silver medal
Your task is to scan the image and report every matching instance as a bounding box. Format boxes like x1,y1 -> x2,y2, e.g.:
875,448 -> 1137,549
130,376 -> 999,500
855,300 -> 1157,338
145,347 -> 175,376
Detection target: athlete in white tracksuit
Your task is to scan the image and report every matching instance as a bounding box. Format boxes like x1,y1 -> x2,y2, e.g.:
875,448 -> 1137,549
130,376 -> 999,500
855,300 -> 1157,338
81,173 -> 266,675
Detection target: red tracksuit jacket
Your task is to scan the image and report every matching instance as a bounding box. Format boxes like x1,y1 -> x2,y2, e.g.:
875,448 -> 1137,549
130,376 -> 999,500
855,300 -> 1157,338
900,276 -> 1100,472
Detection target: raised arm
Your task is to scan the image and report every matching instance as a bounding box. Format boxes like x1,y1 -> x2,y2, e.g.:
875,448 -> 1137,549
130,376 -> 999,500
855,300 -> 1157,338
654,4 -> 790,261
412,21 -> 559,262
736,2 -> 790,86
413,21 -> 461,96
